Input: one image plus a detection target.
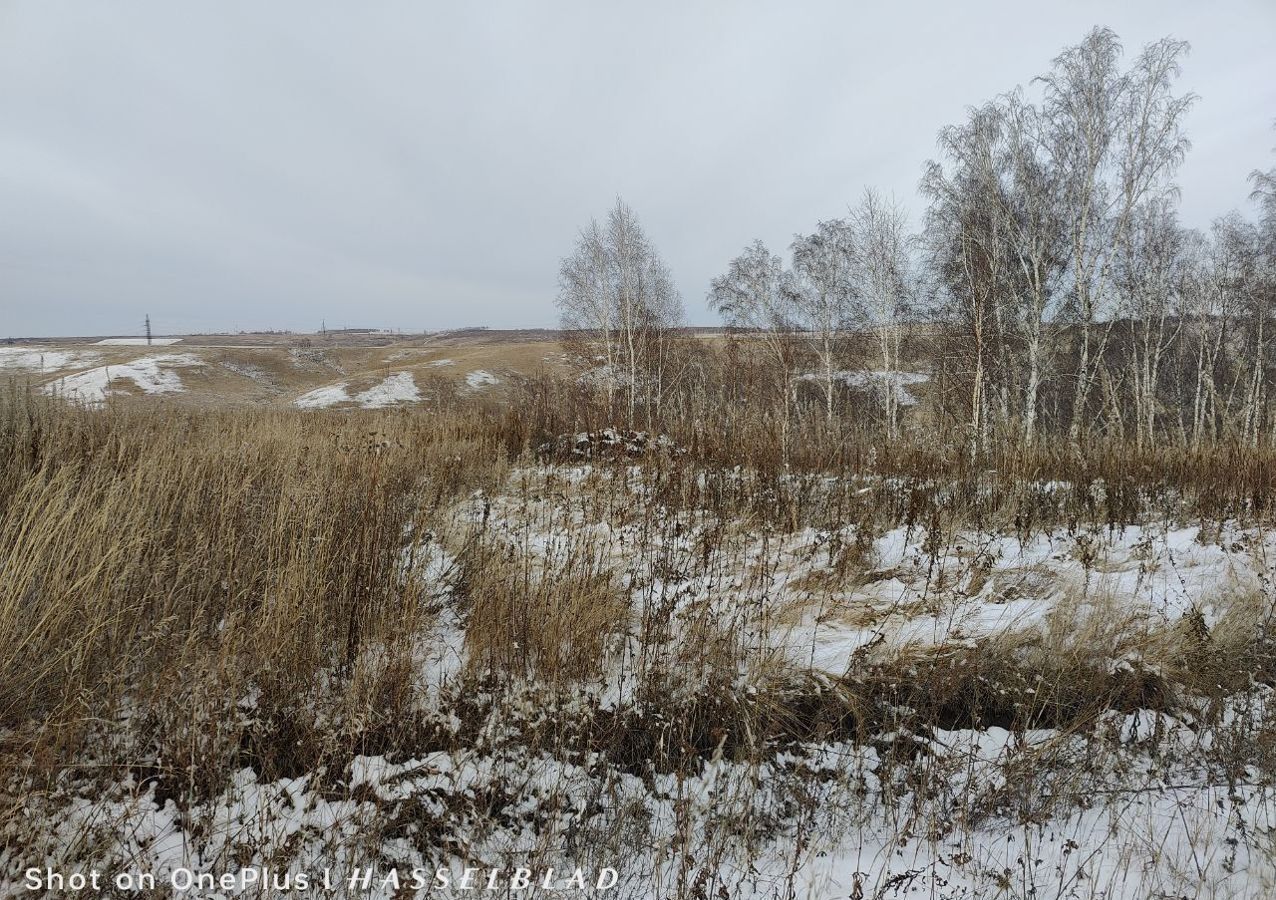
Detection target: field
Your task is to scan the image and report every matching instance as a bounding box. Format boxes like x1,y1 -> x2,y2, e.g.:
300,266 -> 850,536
5,1 -> 1274,894
0,331 -> 581,410
2,337 -> 1275,899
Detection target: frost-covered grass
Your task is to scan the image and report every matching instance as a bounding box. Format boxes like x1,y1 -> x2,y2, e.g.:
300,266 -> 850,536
1,392 -> 1275,898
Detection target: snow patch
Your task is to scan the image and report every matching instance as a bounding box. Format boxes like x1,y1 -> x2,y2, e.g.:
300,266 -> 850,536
354,372 -> 420,408
0,347 -> 101,372
43,354 -> 204,406
578,362 -> 625,388
294,383 -> 351,409
295,372 -> 421,409
799,370 -> 929,406
465,370 -> 499,389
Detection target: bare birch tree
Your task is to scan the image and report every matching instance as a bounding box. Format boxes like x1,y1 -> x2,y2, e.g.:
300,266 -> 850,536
996,93 -> 1067,442
557,198 -> 684,424
1115,198 -> 1185,447
1036,28 -> 1195,443
1248,145 -> 1276,443
1176,225 -> 1233,446
787,219 -> 856,421
558,220 -> 617,405
1217,215 -> 1272,446
708,240 -> 798,462
848,190 -> 913,435
922,105 -> 1013,454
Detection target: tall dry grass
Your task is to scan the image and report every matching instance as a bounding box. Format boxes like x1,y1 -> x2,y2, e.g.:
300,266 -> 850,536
0,388 -> 510,797
4,380 -> 1274,757
3,377 -> 1276,896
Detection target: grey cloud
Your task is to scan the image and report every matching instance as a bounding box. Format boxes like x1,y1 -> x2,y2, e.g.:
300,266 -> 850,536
2,0 -> 1274,336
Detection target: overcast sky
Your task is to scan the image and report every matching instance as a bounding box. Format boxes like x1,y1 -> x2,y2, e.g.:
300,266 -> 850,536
2,1 -> 1274,338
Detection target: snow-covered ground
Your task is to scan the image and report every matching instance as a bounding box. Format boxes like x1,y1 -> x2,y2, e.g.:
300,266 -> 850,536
41,354 -> 204,406
353,371 -> 420,408
295,382 -> 352,408
468,466 -> 1267,679
0,346 -> 101,371
772,520 -> 1259,673
465,369 -> 499,389
12,672 -> 1272,899
6,464 -> 1274,898
798,370 -> 930,406
295,372 -> 421,409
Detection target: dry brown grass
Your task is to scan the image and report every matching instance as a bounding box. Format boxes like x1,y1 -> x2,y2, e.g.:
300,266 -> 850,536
3,379 -> 1273,743
3,335 -> 571,409
461,539 -> 627,683
0,388 -> 509,788
4,377 -> 1276,896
